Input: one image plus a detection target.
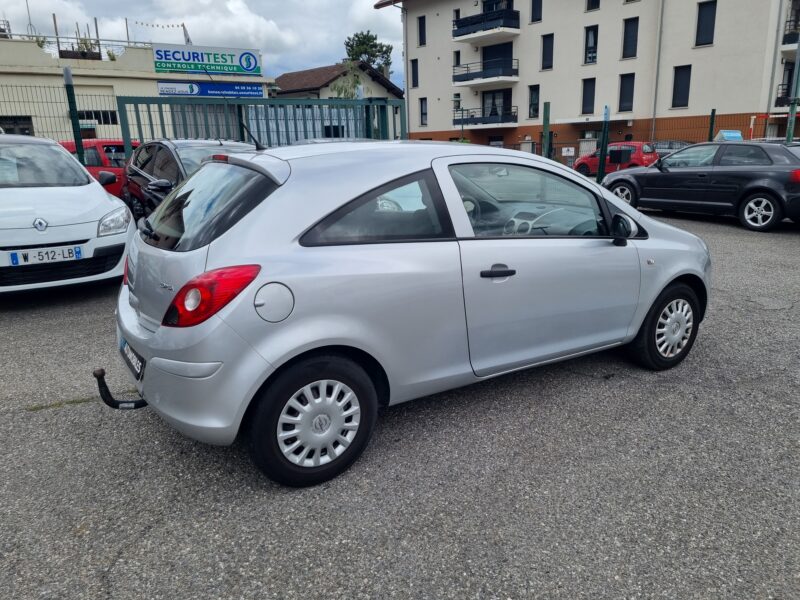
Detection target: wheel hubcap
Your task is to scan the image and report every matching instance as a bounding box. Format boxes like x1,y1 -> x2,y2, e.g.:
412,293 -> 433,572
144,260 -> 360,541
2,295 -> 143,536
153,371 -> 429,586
277,380 -> 361,468
655,299 -> 694,359
744,197 -> 774,227
613,185 -> 632,203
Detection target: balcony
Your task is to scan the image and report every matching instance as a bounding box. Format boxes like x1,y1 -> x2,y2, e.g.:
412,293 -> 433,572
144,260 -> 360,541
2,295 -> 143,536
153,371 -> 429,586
452,9 -> 520,45
453,106 -> 518,128
776,83 -> 792,107
785,15 -> 800,45
452,58 -> 519,89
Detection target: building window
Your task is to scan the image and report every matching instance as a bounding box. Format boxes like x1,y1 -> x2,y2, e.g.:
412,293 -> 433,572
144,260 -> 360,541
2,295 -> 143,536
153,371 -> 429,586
418,15 -> 426,46
531,0 -> 542,22
584,26 -> 598,64
76,110 -> 118,125
541,33 -> 554,70
696,1 -> 716,46
453,93 -> 461,111
581,78 -> 596,114
586,0 -> 600,10
672,65 -> 692,108
453,8 -> 460,21
420,97 -> 428,126
453,50 -> 461,66
528,85 -> 540,119
410,59 -> 419,88
619,73 -> 635,112
622,17 -> 638,58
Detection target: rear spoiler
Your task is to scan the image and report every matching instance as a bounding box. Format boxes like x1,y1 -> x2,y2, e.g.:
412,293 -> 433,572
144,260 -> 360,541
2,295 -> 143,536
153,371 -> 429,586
206,153 -> 290,186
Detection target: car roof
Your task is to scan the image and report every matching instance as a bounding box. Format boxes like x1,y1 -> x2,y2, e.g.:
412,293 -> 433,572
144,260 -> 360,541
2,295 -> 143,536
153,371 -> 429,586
0,135 -> 57,145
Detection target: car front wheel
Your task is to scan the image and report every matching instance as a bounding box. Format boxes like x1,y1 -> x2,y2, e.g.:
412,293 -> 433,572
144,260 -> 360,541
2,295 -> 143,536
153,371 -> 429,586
247,355 -> 378,487
610,182 -> 638,207
628,283 -> 700,370
738,193 -> 782,231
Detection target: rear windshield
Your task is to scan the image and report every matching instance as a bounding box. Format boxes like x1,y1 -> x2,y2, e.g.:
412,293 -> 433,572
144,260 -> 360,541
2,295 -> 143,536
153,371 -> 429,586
143,162 -> 278,252
177,145 -> 253,175
0,142 -> 89,188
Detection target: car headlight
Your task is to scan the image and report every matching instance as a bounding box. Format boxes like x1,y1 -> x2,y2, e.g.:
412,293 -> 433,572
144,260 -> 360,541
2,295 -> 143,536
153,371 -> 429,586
98,206 -> 131,237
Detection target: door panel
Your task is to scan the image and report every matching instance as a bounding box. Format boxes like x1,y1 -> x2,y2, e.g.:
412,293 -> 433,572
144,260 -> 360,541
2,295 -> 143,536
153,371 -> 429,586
639,144 -> 719,204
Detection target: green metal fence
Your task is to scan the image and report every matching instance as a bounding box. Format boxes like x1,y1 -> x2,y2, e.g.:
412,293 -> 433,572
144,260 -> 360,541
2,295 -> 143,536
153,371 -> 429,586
116,96 -> 407,157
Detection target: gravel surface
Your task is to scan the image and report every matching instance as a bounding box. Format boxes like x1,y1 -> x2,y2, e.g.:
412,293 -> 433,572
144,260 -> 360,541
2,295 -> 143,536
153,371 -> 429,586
1,213 -> 798,599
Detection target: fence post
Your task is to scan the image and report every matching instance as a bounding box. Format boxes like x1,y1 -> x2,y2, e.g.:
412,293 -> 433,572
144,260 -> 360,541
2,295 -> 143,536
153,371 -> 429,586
63,67 -> 84,165
786,42 -> 800,143
596,105 -> 610,183
542,101 -> 551,158
707,108 -> 716,142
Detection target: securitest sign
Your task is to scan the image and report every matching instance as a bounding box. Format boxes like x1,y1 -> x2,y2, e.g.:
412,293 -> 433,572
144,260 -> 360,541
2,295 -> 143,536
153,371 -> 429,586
157,81 -> 264,97
153,44 -> 262,76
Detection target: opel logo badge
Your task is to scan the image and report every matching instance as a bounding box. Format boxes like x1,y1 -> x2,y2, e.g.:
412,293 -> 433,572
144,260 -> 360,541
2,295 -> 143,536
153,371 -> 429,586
311,414 -> 331,435
33,218 -> 48,232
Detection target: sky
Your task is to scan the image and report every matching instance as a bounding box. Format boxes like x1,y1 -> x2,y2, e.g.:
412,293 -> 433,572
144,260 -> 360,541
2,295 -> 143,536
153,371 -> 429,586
1,0 -> 405,83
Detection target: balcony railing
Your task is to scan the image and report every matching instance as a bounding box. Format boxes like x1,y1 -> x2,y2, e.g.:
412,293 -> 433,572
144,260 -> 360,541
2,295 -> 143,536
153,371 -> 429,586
453,9 -> 520,38
453,106 -> 518,126
784,16 -> 800,44
453,58 -> 519,82
776,83 -> 792,107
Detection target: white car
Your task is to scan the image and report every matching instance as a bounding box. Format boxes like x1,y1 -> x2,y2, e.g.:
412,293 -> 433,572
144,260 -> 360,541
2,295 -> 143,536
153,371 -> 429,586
0,135 -> 133,293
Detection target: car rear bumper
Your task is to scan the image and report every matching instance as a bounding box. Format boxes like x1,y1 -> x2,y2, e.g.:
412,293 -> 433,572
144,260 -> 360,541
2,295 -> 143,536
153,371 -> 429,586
784,194 -> 800,220
115,285 -> 275,445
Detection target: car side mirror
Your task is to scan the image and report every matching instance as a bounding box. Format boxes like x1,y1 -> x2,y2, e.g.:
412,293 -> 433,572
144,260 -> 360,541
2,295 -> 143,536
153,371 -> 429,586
655,158 -> 666,171
147,179 -> 173,193
97,171 -> 117,186
611,213 -> 639,246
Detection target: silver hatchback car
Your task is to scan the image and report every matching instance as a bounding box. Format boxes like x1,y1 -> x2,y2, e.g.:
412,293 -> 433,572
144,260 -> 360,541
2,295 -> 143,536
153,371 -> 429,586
101,141 -> 711,486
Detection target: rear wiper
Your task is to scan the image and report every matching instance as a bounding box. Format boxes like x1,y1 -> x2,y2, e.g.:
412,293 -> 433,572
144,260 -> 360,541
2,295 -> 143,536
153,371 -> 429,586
137,216 -> 160,241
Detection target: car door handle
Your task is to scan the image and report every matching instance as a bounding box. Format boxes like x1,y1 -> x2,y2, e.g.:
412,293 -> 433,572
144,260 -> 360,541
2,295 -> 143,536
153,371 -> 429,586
480,268 -> 516,278
697,173 -> 708,178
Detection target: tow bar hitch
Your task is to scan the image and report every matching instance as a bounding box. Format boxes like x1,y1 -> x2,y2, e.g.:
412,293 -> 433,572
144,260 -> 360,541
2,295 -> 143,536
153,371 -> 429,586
92,368 -> 147,410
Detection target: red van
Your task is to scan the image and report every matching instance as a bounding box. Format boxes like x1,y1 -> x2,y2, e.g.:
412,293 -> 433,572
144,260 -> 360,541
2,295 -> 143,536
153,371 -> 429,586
59,139 -> 139,198
573,141 -> 659,177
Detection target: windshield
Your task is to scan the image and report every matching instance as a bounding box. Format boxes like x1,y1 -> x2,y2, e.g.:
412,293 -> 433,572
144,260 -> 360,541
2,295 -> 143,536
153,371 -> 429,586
143,161 -> 278,252
0,142 -> 90,188
177,145 -> 254,175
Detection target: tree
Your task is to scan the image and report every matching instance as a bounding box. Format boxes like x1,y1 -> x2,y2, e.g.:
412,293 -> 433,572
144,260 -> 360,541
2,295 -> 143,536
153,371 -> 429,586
329,61 -> 362,99
344,30 -> 393,73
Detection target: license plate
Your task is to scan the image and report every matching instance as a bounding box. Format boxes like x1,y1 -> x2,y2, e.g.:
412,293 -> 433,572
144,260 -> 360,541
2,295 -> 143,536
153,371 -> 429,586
8,245 -> 84,266
120,339 -> 146,381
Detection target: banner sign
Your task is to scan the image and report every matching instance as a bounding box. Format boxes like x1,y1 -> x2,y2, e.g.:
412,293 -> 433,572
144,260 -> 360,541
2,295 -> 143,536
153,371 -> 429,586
153,44 -> 262,75
157,81 -> 264,97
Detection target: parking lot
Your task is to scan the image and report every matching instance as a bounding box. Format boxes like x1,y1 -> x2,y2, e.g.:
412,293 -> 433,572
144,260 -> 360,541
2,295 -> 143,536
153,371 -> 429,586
0,213 -> 798,599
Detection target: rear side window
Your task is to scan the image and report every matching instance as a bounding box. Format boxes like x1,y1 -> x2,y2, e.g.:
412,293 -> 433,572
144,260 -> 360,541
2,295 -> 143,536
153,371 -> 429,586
301,170 -> 454,246
642,144 -> 655,154
143,162 -> 278,252
719,145 -> 772,166
151,147 -> 180,182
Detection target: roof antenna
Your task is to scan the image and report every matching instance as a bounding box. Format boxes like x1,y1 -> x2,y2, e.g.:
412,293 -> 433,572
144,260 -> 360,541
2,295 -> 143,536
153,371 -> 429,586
202,67 -> 266,151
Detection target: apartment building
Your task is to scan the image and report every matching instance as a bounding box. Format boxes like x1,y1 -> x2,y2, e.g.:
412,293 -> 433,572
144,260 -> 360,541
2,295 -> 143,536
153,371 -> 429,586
377,0 -> 797,150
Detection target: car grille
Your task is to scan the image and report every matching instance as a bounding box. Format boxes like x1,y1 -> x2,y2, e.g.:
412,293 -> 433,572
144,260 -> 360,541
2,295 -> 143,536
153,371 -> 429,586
0,239 -> 90,251
0,244 -> 124,287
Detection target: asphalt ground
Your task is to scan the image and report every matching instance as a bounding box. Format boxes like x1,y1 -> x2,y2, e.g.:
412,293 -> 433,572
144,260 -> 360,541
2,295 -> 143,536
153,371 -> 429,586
1,213 -> 798,599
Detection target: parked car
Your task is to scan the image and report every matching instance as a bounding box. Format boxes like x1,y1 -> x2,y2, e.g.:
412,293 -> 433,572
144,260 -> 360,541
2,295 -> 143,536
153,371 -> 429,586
573,141 -> 659,176
0,135 -> 132,292
652,139 -> 692,158
100,141 -> 711,486
123,139 -> 255,217
602,141 -> 800,231
60,139 -> 139,198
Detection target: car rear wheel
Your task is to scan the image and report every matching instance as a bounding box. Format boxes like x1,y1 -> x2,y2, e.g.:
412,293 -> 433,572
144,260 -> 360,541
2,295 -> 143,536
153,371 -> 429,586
738,193 -> 782,231
610,182 -> 637,207
628,283 -> 700,371
576,164 -> 591,176
247,355 -> 378,487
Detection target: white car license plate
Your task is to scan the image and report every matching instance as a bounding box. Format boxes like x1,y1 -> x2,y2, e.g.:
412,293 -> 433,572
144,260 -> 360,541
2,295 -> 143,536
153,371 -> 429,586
8,245 -> 84,266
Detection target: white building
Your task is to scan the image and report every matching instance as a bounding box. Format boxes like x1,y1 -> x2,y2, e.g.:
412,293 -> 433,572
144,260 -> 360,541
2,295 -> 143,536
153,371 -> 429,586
376,0 -> 797,153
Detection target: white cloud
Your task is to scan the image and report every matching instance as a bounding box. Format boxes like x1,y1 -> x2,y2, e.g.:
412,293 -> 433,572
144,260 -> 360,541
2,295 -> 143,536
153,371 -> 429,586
1,0 -> 404,82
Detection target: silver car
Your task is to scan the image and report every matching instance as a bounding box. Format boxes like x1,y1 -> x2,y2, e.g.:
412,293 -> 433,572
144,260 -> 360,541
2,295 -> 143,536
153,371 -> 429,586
103,141 -> 711,486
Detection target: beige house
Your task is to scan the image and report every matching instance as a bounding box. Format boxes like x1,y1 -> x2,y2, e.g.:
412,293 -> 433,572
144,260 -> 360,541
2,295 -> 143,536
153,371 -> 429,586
376,0 -> 798,149
275,61 -> 404,100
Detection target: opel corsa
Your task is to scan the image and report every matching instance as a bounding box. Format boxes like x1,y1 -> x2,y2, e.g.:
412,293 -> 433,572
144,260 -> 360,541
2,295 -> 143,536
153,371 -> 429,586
104,142 -> 712,486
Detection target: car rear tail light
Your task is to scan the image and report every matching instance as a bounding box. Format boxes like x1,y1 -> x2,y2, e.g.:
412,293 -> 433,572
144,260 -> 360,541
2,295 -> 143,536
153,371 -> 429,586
162,265 -> 261,328
122,255 -> 129,286
790,169 -> 800,184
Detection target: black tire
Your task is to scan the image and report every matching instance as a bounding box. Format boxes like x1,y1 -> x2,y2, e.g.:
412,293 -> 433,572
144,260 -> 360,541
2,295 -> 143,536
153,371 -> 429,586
247,355 -> 378,487
609,181 -> 638,208
576,164 -> 591,176
737,192 -> 783,232
628,283 -> 701,371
